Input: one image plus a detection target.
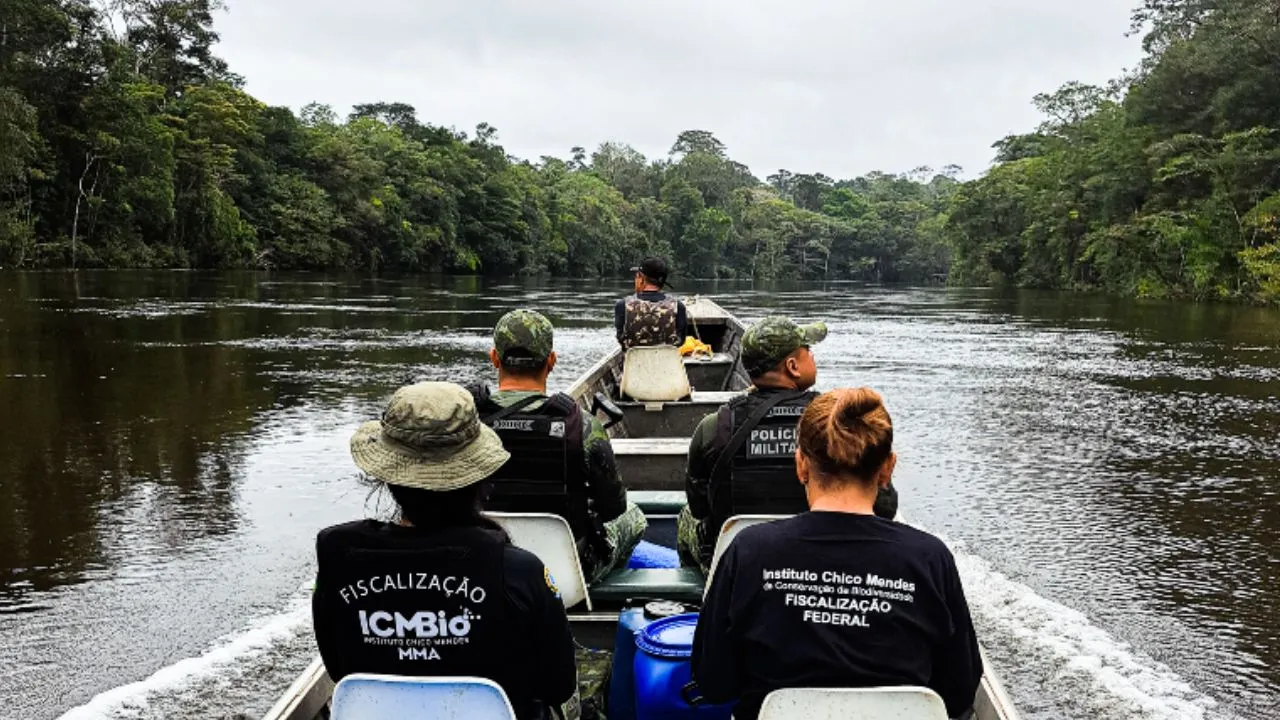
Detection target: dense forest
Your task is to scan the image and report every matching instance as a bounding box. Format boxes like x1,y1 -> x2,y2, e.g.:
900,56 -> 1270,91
0,0 -> 957,282
949,0 -> 1280,302
2,1 -> 1279,301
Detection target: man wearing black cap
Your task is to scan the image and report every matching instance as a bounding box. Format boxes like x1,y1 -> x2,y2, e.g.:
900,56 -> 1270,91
615,257 -> 688,349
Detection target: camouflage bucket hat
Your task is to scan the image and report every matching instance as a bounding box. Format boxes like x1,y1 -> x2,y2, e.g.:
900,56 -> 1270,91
741,316 -> 828,376
494,309 -> 554,368
350,382 -> 510,491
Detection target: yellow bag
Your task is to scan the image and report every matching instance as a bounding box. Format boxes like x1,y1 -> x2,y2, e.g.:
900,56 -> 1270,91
678,336 -> 713,359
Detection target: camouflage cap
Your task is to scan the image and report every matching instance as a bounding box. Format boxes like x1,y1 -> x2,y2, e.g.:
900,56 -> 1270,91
493,309 -> 554,368
741,316 -> 828,376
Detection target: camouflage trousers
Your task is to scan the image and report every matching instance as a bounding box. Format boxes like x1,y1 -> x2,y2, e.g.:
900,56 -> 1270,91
555,691 -> 583,720
585,502 -> 648,584
675,505 -> 712,574
572,643 -> 612,720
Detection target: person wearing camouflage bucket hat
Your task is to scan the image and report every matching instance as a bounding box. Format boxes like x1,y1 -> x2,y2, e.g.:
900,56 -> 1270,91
677,316 -> 899,572
471,309 -> 647,587
349,381 -> 510,489
313,381 -> 579,719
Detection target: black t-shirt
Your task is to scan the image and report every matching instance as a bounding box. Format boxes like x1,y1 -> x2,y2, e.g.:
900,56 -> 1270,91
614,291 -> 688,342
312,520 -> 577,720
691,512 -> 982,720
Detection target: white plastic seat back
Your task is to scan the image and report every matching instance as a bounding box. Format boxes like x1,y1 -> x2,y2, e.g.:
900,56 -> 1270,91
758,686 -> 948,720
620,346 -> 691,402
331,674 -> 517,720
488,512 -> 591,610
704,514 -> 788,594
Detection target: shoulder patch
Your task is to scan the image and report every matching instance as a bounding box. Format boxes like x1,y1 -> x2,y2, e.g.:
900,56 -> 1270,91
544,566 -> 561,599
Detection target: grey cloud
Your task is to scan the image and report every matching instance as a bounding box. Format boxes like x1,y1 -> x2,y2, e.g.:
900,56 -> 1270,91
217,0 -> 1145,179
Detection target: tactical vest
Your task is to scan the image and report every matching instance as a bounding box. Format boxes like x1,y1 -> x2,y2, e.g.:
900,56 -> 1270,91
621,296 -> 680,349
706,390 -> 817,554
472,389 -> 593,544
316,526 -> 512,686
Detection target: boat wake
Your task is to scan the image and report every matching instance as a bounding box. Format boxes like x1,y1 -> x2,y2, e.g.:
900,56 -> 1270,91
54,548 -> 1238,720
950,547 -> 1232,720
57,593 -> 314,720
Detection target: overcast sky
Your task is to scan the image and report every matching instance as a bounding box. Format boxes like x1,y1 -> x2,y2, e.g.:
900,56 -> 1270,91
215,1 -> 1146,181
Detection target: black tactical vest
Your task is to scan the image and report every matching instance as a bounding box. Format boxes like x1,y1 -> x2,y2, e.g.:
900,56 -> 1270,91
316,525 -> 511,685
707,389 -> 818,543
472,389 -> 592,543
621,296 -> 680,349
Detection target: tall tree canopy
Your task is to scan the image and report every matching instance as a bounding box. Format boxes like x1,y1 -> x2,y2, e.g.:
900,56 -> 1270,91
948,0 -> 1280,302
2,0 -> 1279,303
0,0 -> 954,280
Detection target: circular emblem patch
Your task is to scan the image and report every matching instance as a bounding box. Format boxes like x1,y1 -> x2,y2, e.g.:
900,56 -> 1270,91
544,567 -> 561,599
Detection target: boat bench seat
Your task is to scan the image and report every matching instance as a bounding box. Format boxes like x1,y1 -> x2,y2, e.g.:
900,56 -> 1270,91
683,352 -> 734,367
613,393 -> 744,439
612,437 -> 688,456
629,490 -> 687,515
614,391 -> 743,410
589,567 -> 706,605
613,439 -> 689,493
689,390 -> 743,403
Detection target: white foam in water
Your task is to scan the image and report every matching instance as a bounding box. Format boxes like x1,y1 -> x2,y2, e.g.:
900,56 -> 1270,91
949,548 -> 1231,720
56,527 -> 1234,720
57,599 -> 312,720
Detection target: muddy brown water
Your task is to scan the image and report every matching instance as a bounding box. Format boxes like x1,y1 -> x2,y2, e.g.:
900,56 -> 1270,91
1,272 -> 1276,720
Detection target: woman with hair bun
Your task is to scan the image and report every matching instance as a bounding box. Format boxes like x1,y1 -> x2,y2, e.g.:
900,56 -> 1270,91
691,388 -> 982,720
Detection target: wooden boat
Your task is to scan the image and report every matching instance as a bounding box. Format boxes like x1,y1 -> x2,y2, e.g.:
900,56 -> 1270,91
261,296 -> 1022,720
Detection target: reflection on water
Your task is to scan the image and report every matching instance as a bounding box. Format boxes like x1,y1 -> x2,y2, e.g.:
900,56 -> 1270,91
0,273 -> 1277,720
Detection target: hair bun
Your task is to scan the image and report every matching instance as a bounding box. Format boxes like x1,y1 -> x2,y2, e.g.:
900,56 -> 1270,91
799,387 -> 894,481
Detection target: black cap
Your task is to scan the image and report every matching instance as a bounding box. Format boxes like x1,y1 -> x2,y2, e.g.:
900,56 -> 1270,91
630,257 -> 670,286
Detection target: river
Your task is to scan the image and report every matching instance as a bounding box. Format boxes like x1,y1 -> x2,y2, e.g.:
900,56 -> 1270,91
0,272 -> 1276,720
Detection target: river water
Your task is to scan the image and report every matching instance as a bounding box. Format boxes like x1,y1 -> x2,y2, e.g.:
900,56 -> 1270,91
1,272 -> 1276,720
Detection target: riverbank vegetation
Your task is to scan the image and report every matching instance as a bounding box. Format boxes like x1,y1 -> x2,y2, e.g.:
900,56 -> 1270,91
949,0 -> 1280,303
2,1 -> 1279,301
0,1 -> 956,282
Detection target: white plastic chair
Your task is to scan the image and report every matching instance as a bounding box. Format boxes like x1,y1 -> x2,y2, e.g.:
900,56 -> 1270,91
758,686 -> 948,720
620,346 -> 691,402
488,512 -> 592,610
703,514 -> 788,595
330,674 -> 517,720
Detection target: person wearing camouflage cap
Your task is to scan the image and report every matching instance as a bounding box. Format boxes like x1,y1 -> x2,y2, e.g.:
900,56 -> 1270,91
677,316 -> 900,572
312,382 -> 578,719
472,309 -> 647,585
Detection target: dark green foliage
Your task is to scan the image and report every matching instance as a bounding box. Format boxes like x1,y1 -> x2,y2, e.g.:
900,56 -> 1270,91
9,0 -> 1277,303
949,0 -> 1280,302
0,1 -> 958,280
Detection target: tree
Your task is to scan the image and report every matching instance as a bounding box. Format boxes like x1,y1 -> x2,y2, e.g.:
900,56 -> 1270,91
350,102 -> 419,131
14,0 -> 1280,308
590,142 -> 653,199
102,0 -> 231,94
670,129 -> 727,159
0,87 -> 40,263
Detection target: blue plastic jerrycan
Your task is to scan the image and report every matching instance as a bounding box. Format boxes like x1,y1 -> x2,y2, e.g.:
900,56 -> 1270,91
608,601 -> 690,720
633,613 -> 733,720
